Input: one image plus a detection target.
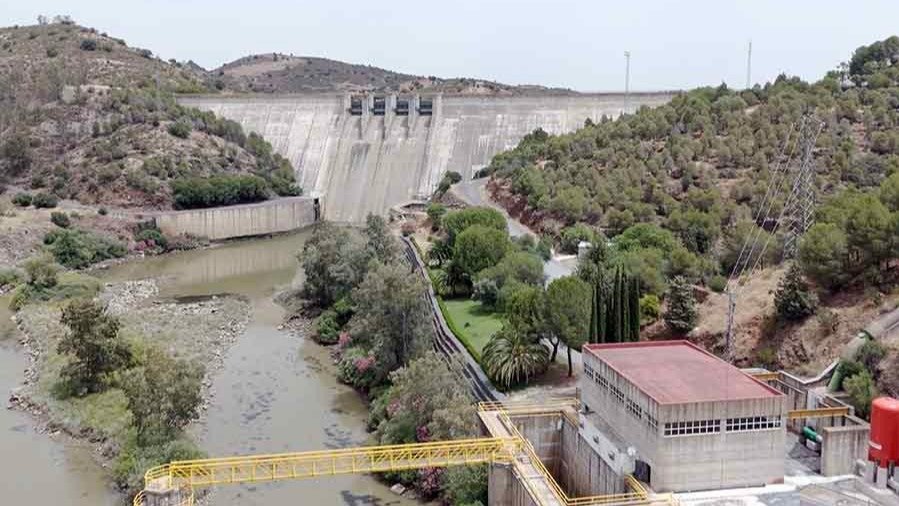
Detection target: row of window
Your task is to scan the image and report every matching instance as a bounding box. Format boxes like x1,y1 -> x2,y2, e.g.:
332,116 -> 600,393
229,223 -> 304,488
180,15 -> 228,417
585,361 -> 657,430
663,416 -> 782,437
726,416 -> 782,432
664,419 -> 721,436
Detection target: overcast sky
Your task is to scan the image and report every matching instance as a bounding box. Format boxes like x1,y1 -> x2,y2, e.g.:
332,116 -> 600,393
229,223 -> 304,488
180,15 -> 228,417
7,1 -> 899,92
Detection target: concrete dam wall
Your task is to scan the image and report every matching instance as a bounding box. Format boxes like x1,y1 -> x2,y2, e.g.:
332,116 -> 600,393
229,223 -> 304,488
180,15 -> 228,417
179,93 -> 674,223
155,196 -> 318,240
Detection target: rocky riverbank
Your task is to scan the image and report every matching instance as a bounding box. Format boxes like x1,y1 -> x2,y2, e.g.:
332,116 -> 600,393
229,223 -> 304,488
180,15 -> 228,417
6,277 -> 250,475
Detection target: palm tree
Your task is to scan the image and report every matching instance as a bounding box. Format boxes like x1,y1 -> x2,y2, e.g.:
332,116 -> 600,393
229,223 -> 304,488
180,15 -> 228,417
482,327 -> 549,390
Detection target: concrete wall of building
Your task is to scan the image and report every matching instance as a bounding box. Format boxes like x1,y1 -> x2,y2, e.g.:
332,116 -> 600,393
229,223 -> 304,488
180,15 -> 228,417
821,420 -> 870,476
582,352 -> 787,492
559,414 -> 626,496
155,196 -> 318,241
179,93 -> 673,223
582,353 -> 662,462
488,462 -> 540,506
513,415 -> 563,475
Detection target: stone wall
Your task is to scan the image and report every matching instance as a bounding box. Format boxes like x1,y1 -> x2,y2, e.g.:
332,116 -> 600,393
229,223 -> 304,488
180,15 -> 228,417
155,196 -> 318,241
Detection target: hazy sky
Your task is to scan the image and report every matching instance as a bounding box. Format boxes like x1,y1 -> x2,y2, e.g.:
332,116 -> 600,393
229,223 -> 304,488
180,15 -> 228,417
7,1 -> 899,91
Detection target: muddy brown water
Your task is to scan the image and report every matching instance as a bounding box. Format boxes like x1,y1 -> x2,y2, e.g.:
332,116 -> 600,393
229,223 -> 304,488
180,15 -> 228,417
1,230 -> 417,506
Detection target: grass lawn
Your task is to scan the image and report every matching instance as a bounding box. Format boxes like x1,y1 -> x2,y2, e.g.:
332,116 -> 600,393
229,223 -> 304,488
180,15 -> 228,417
441,298 -> 504,357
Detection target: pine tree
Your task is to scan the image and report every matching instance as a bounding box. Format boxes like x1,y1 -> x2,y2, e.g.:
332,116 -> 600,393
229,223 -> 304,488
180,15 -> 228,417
664,276 -> 697,334
774,264 -> 818,321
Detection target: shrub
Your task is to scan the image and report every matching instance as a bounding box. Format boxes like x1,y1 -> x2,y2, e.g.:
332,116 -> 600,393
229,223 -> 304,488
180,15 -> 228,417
79,38 -> 97,51
50,211 -> 70,228
426,203 -> 446,230
12,192 -> 32,207
774,265 -> 818,322
171,175 -> 269,209
856,340 -> 886,375
559,223 -> 596,254
32,192 -> 58,208
44,229 -> 127,269
639,294 -> 661,323
45,47 -> 59,58
134,228 -> 168,251
707,275 -> 727,293
844,371 -> 877,419
315,310 -> 341,344
98,207 -> 108,216
0,268 -> 23,290
167,119 -> 192,139
664,276 -> 697,334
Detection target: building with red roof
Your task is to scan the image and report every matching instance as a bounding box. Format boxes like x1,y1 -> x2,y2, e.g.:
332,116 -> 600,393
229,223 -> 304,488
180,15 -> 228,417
581,340 -> 787,492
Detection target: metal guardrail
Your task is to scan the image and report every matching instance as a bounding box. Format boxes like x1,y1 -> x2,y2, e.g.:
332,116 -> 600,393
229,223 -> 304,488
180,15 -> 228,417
787,406 -> 851,420
402,237 -> 502,403
134,400 -> 676,506
479,401 -> 677,506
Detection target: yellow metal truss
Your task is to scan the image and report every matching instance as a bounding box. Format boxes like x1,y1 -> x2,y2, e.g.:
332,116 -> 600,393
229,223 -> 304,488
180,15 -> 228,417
134,399 -> 677,506
787,406 -> 851,420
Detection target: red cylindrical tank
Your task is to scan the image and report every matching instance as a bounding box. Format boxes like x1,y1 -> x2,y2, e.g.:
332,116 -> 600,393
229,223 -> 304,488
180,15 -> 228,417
869,397 -> 899,467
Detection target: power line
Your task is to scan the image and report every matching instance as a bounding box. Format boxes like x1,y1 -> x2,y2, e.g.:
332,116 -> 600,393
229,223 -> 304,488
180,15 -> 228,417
724,115 -> 823,360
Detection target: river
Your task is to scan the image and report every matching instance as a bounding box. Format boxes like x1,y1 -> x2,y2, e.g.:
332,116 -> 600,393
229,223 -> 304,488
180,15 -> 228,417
1,230 -> 416,506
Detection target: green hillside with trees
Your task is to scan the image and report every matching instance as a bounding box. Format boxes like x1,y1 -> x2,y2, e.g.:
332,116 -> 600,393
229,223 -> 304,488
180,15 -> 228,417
480,37 -> 899,403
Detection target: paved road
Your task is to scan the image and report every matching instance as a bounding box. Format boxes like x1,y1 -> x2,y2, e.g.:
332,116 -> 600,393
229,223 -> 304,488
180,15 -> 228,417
450,178 -> 575,283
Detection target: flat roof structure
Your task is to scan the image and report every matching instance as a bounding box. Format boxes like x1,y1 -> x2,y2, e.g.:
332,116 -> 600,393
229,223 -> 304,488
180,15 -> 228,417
583,340 -> 782,404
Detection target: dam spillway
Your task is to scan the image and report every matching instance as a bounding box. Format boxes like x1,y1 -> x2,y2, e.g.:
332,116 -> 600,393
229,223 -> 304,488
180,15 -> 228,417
179,93 -> 674,222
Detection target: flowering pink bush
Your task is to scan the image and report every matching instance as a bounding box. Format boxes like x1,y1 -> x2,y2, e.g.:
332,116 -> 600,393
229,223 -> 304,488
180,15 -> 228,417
416,425 -> 431,442
337,332 -> 352,348
353,355 -> 375,373
386,399 -> 403,417
417,467 -> 444,499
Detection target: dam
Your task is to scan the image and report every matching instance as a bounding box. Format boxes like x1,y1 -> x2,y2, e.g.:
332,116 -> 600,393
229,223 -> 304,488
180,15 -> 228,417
179,93 -> 674,223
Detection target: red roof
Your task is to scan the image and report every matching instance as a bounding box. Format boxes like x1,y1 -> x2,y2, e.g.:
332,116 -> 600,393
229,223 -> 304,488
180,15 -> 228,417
583,340 -> 783,405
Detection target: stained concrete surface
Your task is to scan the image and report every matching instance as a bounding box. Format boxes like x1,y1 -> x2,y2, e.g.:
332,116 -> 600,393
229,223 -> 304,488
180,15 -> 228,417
179,93 -> 673,223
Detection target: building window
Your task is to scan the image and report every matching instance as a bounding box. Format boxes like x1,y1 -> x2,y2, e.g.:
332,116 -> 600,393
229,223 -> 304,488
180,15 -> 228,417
647,415 -> 658,430
610,385 -> 625,404
725,416 -> 782,432
584,363 -> 595,380
596,373 -> 609,391
663,419 -> 721,437
627,399 -> 642,420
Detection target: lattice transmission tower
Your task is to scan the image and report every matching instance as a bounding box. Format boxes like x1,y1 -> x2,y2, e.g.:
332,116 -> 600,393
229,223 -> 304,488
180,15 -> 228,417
782,116 -> 824,260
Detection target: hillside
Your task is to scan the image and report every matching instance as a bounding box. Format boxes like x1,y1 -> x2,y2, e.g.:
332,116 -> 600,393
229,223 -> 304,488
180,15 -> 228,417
210,52 -> 576,95
0,21 -> 299,209
483,36 -> 899,395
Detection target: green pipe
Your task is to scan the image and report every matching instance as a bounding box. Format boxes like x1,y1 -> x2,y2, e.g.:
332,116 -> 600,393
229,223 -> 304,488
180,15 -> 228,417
803,426 -> 822,443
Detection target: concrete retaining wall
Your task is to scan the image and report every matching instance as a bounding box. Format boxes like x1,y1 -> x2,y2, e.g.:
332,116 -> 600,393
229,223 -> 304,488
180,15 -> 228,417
821,418 -> 870,476
179,93 -> 673,222
155,196 -> 318,241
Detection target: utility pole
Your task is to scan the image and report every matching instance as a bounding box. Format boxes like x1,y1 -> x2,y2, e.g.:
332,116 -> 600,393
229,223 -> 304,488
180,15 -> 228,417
725,290 -> 736,362
624,51 -> 631,114
746,40 -> 752,89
